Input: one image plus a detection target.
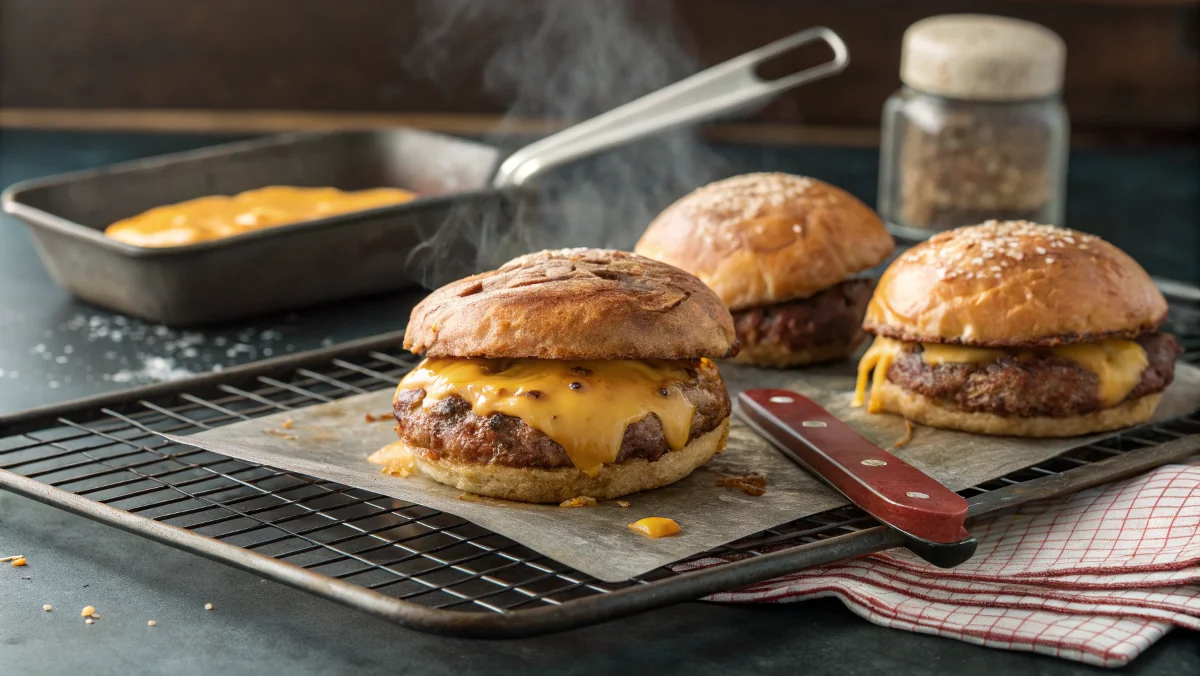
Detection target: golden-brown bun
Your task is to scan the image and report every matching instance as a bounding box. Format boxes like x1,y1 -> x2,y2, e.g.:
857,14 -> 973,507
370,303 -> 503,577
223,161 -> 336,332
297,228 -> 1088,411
865,221 -> 1168,347
872,378 -> 1160,437
635,173 -> 894,310
404,248 -> 738,360
731,335 -> 865,368
404,419 -> 729,503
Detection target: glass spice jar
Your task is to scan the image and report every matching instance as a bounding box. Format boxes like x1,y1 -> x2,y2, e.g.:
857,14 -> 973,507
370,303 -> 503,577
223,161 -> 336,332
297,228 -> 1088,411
878,15 -> 1069,237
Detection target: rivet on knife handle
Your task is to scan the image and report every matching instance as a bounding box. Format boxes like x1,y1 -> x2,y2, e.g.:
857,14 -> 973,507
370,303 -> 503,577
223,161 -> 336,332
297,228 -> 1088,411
738,389 -> 971,546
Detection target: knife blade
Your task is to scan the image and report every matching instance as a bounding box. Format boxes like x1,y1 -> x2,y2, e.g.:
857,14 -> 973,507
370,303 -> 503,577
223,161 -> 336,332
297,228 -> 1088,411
737,388 -> 977,568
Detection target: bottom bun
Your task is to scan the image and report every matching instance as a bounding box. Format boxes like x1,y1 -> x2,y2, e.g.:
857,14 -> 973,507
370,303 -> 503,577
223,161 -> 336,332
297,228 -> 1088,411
409,418 -> 729,503
873,379 -> 1161,437
730,335 -> 863,369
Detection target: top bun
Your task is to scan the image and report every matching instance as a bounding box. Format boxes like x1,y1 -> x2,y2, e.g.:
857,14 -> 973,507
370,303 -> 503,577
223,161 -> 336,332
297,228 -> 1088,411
864,221 -> 1168,347
404,248 -> 739,360
635,173 -> 894,310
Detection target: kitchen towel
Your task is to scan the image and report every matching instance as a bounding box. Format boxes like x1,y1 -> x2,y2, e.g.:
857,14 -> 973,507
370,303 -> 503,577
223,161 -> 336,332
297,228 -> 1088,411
675,463 -> 1200,668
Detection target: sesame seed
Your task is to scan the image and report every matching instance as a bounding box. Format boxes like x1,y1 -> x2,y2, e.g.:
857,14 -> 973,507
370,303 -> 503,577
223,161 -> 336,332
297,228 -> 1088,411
43,605 -> 52,612
205,603 -> 213,611
85,618 -> 94,625
1035,247 -> 1046,254
148,620 -> 158,627
678,173 -> 814,234
1046,257 -> 1057,263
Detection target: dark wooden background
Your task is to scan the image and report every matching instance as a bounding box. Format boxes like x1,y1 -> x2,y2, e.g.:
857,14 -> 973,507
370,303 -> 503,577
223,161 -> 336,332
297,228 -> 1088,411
0,0 -> 1196,145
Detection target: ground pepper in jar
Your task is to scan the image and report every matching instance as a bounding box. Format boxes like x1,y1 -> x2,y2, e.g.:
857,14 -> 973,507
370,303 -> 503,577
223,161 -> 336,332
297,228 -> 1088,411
878,15 -> 1069,235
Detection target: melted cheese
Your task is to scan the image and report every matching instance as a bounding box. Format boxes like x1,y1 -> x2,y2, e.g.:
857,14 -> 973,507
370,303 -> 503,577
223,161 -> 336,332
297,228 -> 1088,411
852,337 -> 901,413
368,441 -> 419,478
853,337 -> 1148,411
628,517 -> 681,538
395,358 -> 702,477
1053,340 -> 1148,406
920,343 -> 1006,366
105,186 -> 417,247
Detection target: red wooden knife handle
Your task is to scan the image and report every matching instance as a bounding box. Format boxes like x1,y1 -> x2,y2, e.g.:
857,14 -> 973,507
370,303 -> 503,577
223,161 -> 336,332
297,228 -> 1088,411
738,389 -> 969,544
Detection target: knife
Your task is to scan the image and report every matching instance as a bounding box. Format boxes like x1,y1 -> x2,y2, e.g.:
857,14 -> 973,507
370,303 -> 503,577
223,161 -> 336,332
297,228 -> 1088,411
737,389 -> 978,568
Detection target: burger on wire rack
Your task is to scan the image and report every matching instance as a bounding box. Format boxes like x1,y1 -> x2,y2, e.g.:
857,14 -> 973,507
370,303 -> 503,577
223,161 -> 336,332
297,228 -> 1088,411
853,220 -> 1181,436
635,173 -> 895,368
371,248 -> 739,503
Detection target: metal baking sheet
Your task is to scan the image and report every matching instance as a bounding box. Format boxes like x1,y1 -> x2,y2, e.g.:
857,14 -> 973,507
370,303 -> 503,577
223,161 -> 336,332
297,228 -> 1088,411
159,361 -> 1200,583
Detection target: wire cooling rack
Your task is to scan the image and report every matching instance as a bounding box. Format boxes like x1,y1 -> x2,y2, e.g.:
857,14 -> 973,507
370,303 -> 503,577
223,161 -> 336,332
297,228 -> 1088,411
2,311 -> 1199,638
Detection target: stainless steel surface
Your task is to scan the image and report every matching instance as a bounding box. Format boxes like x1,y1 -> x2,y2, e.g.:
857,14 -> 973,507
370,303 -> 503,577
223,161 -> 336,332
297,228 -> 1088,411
2,324 -> 1198,638
491,27 -> 849,188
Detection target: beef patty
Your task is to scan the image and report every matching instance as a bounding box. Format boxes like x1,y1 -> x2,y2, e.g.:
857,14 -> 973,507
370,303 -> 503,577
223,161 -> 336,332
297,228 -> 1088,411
392,361 -> 731,469
733,278 -> 874,352
884,332 -> 1181,418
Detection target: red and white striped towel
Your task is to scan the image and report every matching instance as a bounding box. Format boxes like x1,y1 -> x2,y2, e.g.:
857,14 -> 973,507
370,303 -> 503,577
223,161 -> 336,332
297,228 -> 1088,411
676,464 -> 1200,668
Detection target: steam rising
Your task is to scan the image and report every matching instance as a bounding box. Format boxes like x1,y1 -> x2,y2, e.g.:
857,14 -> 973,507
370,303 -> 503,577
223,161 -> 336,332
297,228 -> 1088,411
405,0 -> 730,288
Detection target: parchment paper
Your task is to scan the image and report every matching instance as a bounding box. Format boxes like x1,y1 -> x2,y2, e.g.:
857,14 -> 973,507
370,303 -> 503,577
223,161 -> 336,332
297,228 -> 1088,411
159,362 -> 1200,582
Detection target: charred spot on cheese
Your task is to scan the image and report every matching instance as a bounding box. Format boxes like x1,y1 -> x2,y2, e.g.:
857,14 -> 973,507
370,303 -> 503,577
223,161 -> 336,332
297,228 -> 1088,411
394,358 -> 701,477
854,336 -> 1149,411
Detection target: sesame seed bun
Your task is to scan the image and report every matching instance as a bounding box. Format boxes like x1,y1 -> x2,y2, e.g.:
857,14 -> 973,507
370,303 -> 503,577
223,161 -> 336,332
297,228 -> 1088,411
634,173 -> 895,311
870,378 -> 1161,437
864,221 -> 1168,347
404,248 -> 738,360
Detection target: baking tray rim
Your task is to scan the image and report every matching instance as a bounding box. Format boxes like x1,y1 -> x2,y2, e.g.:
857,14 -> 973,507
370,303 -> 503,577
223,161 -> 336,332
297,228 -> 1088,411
0,129 -> 505,258
2,329 -> 1198,638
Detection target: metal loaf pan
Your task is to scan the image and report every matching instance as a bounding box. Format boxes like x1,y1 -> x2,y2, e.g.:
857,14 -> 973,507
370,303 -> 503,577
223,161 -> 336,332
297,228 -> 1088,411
1,130 -> 514,326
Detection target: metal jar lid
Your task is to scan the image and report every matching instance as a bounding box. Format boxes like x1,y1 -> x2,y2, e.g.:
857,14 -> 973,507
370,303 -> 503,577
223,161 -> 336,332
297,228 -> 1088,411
900,14 -> 1066,101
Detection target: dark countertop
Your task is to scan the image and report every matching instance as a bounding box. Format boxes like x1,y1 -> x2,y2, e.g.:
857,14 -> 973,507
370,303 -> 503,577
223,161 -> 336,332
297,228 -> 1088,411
1,130 -> 1198,675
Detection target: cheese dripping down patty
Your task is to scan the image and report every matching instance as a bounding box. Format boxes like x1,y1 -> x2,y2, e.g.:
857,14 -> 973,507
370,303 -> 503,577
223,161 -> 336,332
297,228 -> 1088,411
395,358 -> 706,477
853,336 -> 1149,413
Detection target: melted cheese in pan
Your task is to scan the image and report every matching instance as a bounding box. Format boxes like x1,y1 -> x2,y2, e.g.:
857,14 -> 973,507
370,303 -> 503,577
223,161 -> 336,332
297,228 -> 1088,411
104,186 -> 417,247
854,337 -> 1148,412
396,358 -> 703,477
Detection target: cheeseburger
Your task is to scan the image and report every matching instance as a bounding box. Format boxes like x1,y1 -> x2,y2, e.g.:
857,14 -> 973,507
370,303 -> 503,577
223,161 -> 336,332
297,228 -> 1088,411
854,220 -> 1181,436
377,248 -> 738,503
635,173 -> 895,367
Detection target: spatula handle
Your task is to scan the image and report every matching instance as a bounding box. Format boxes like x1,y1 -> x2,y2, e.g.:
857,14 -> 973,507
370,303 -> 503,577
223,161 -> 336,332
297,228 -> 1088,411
738,389 -> 969,544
